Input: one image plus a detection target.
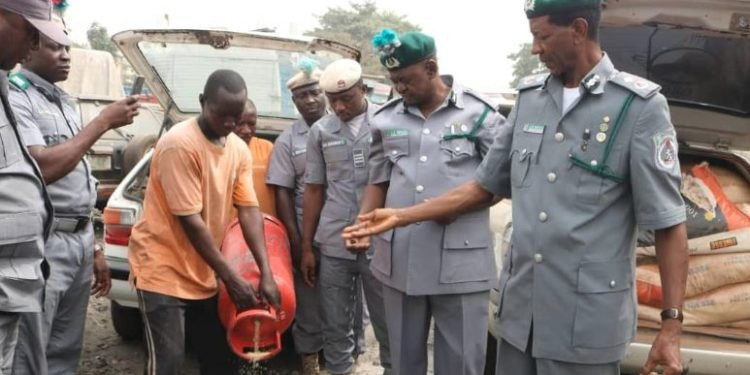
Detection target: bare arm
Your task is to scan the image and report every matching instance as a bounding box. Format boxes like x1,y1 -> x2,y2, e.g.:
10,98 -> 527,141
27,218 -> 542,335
641,222 -> 688,375
237,205 -> 280,308
358,183 -> 388,215
29,96 -> 140,184
344,180 -> 495,239
178,213 -> 259,310
300,183 -> 325,286
274,186 -> 302,268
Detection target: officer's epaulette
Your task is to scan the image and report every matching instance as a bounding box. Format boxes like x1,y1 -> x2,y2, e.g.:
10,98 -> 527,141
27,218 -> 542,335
462,88 -> 499,111
374,96 -> 403,115
608,71 -> 661,99
516,73 -> 549,91
8,72 -> 30,91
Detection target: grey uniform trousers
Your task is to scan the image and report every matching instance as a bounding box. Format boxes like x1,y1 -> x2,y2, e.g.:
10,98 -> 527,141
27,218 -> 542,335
382,286 -> 489,375
292,269 -> 324,354
13,224 -> 94,375
319,254 -> 391,374
495,335 -> 620,375
0,312 -> 19,375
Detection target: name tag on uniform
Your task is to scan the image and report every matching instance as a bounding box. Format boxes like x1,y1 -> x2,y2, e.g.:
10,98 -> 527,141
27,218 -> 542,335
323,139 -> 346,148
386,129 -> 409,138
353,149 -> 366,168
523,123 -> 546,134
292,148 -> 306,156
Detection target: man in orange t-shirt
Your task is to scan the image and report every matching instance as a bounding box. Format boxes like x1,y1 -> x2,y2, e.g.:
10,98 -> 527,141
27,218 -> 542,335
234,99 -> 276,217
128,69 -> 280,374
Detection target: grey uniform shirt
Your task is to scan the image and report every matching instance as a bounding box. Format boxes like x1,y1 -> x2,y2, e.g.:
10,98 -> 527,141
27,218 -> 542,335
304,103 -> 378,260
0,71 -> 53,313
475,55 -> 686,364
266,118 -> 311,230
368,78 -> 501,296
9,69 -> 96,216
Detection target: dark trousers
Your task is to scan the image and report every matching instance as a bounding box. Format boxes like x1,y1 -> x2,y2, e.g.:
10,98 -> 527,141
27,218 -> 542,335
137,289 -> 238,375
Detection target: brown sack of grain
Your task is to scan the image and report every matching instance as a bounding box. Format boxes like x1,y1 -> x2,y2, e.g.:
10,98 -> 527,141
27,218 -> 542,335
638,282 -> 750,326
711,165 -> 750,204
636,253 -> 750,306
637,228 -> 750,256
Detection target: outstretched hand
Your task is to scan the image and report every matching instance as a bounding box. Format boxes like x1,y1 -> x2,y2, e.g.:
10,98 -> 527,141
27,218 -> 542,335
342,208 -> 401,241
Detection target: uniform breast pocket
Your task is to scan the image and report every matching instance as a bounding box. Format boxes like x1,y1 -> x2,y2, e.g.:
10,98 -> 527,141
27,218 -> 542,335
439,138 -> 476,162
574,146 -> 625,204
323,146 -> 352,181
0,119 -> 21,168
510,133 -> 543,189
383,136 -> 409,162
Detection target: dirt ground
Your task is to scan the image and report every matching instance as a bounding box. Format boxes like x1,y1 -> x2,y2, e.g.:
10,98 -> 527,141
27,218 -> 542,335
78,296 -> 433,374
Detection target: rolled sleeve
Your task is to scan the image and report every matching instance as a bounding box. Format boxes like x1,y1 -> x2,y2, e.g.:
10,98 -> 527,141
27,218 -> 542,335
475,107 -> 515,198
8,90 -> 45,147
304,123 -> 326,185
158,147 -> 203,216
367,122 -> 391,184
266,129 -> 295,189
629,94 -> 686,230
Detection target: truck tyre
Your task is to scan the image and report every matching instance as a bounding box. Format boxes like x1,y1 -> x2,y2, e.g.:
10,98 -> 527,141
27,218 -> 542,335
110,300 -> 143,341
122,134 -> 157,176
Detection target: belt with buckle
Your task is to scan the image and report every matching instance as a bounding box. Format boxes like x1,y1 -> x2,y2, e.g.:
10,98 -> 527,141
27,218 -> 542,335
52,216 -> 90,233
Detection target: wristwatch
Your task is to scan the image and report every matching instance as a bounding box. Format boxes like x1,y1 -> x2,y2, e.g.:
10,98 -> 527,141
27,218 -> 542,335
660,308 -> 684,323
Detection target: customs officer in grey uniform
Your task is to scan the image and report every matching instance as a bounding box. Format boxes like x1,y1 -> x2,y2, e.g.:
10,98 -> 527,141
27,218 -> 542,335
0,0 -> 65,372
266,59 -> 328,374
345,2 -> 689,375
301,59 -> 391,375
8,16 -> 140,375
346,30 -> 501,375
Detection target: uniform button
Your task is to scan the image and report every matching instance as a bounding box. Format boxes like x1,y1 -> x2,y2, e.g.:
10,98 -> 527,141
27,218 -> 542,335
423,128 -> 431,135
464,240 -> 470,246
547,173 -> 557,183
416,185 -> 424,193
590,160 -> 598,167
534,253 -> 543,263
455,146 -> 461,152
419,155 -> 427,162
554,132 -> 565,143
538,211 -> 548,222
521,148 -> 527,154
391,150 -> 398,156
609,280 -> 617,288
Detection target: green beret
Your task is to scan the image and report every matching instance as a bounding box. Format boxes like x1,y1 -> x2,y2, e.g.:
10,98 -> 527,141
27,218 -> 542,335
524,0 -> 602,18
372,29 -> 436,71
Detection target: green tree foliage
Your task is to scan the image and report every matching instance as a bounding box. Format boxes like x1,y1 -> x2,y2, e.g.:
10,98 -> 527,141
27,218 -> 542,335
508,43 -> 548,87
86,22 -> 118,56
307,1 -> 421,75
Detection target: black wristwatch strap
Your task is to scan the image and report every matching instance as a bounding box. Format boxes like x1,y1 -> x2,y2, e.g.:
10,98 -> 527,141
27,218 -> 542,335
660,308 -> 684,323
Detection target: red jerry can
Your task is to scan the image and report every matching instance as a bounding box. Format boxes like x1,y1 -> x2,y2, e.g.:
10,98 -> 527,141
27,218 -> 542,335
217,215 -> 296,361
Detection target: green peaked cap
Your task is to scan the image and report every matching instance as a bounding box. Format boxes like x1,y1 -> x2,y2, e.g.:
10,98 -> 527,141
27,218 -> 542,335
372,29 -> 436,71
524,0 -> 602,18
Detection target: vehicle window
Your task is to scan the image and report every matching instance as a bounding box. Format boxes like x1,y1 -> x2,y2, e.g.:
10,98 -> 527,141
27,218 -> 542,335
138,42 -> 344,119
601,26 -> 750,115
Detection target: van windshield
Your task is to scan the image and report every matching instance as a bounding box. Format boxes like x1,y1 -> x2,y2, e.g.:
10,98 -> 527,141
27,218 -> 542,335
138,42 -> 344,119
601,26 -> 750,116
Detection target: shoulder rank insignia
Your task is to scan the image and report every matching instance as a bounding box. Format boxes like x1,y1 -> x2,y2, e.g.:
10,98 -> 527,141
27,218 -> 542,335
517,73 -> 548,91
8,73 -> 30,90
609,72 -> 660,99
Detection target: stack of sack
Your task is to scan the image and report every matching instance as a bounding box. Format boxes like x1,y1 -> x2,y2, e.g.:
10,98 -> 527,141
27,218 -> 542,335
637,162 -> 750,328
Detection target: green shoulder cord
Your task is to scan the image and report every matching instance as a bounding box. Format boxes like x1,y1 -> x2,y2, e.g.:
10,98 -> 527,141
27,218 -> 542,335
442,105 -> 492,142
570,92 -> 636,184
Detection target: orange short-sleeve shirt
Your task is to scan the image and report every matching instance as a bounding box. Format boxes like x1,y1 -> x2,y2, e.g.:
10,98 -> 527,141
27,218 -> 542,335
128,118 -> 258,300
248,137 -> 276,217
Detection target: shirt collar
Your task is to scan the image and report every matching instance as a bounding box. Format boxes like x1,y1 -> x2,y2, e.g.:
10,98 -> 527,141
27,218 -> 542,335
542,53 -> 617,96
20,68 -> 66,102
